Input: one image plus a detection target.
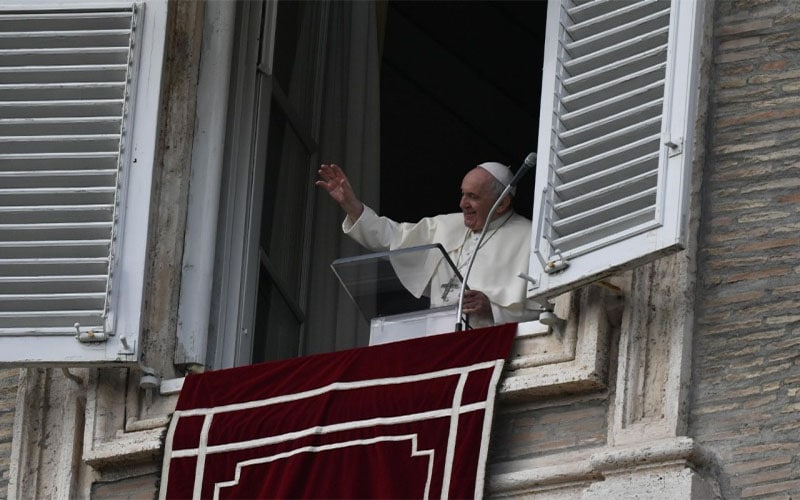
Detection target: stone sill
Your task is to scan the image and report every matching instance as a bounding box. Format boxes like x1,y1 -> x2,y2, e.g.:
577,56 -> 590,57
487,437 -> 707,496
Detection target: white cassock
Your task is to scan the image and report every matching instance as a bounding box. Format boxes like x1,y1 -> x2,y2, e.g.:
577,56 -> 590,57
343,205 -> 538,327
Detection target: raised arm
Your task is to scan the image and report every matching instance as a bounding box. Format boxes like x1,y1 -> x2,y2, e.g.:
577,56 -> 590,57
315,164 -> 364,223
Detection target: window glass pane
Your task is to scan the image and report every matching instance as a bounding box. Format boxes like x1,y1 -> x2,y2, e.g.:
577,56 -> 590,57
252,264 -> 301,363
259,99 -> 310,301
270,0 -> 322,127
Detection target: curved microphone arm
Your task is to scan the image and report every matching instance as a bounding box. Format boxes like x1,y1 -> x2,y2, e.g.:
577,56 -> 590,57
454,153 -> 536,331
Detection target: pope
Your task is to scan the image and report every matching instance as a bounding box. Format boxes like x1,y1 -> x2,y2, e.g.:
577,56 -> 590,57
316,162 -> 538,327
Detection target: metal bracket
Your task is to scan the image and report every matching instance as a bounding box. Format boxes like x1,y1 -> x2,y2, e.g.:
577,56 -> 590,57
544,245 -> 569,274
538,310 -> 566,329
139,364 -> 161,390
74,323 -> 108,343
665,136 -> 683,157
118,335 -> 135,356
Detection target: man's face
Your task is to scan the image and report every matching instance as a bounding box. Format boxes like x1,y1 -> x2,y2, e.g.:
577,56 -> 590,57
459,168 -> 499,232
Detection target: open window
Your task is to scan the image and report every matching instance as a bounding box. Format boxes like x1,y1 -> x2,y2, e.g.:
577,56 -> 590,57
0,0 -> 167,364
186,0 -> 703,372
191,0 -> 546,371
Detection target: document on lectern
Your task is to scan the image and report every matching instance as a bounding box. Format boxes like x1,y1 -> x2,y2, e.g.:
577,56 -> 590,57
331,244 -> 466,344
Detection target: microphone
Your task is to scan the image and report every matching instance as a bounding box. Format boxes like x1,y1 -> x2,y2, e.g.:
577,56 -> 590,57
509,152 -> 536,189
454,153 -> 537,331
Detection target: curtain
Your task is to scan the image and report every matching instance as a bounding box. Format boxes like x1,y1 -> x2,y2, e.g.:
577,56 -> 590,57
305,1 -> 382,354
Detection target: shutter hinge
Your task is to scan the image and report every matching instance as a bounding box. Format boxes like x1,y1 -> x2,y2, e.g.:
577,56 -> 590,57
664,136 -> 683,157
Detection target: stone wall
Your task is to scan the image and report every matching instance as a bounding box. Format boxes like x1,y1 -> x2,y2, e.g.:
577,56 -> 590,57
0,369 -> 19,499
690,0 -> 800,497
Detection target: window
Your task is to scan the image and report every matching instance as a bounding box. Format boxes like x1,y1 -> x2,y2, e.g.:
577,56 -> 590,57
527,0 -> 703,300
184,0 -> 702,373
195,0 -> 333,369
0,0 -> 167,364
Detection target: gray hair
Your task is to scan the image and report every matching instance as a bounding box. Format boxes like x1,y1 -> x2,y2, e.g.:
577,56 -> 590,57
487,176 -> 508,201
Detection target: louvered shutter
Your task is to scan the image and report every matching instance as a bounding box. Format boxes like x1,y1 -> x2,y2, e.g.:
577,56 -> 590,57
0,1 -> 166,364
527,0 -> 703,300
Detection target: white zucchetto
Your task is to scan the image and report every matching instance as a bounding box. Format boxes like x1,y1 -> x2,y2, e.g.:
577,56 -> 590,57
477,161 -> 516,195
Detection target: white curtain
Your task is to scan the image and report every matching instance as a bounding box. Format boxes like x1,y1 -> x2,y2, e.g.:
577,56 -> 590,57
304,1 -> 382,354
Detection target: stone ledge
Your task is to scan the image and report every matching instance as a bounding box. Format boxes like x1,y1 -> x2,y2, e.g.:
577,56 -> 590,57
83,427 -> 166,470
499,284 -> 618,400
488,437 -> 715,497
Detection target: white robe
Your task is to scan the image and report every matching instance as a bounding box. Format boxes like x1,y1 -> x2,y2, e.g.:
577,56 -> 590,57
343,205 -> 538,327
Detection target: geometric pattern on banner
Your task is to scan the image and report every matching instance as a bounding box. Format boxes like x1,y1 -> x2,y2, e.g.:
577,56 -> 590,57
160,324 -> 517,499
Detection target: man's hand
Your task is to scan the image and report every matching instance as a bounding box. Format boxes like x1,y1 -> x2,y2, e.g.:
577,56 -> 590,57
316,164 -> 364,222
462,290 -> 493,321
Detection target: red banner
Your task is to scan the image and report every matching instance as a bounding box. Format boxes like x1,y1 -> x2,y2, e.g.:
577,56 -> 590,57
160,324 -> 516,499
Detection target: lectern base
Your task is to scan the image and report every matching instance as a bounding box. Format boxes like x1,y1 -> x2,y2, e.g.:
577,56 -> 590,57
369,305 -> 459,346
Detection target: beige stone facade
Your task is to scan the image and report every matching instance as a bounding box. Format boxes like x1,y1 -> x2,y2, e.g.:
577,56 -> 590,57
1,0 -> 799,498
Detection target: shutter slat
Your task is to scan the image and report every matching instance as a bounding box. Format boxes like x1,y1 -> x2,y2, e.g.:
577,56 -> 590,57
555,152 -> 659,201
562,63 -> 665,112
0,13 -> 132,30
567,0 -> 638,24
0,239 -> 110,258
0,310 -> 104,331
0,30 -> 132,50
559,115 -> 661,159
0,135 -> 121,154
562,44 -> 668,94
564,27 -> 669,78
554,170 -> 658,218
566,8 -> 671,58
0,100 -> 124,117
0,187 -> 116,206
0,47 -> 129,66
562,80 -> 664,128
0,83 -> 125,100
552,187 -> 656,236
550,206 -> 657,255
0,274 -> 108,295
567,1 -> 665,38
0,204 -> 114,223
0,257 -> 110,276
0,292 -> 106,312
561,99 -> 663,147
0,119 -> 121,136
556,134 -> 661,183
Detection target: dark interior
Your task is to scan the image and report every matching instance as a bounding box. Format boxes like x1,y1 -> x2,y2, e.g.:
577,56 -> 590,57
379,0 -> 548,222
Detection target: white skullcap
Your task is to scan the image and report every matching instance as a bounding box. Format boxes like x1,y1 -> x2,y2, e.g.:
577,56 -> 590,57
477,161 -> 516,195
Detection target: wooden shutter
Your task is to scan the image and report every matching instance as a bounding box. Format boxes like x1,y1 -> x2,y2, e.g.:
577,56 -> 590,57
527,0 -> 703,300
0,2 -> 165,364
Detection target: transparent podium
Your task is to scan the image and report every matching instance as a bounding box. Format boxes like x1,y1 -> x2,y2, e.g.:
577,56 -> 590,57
331,244 -> 466,345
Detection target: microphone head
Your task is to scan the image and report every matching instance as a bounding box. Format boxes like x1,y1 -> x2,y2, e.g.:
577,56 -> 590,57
524,152 -> 537,168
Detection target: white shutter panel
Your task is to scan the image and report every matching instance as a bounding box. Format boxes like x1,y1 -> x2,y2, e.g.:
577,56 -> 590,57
527,0 -> 702,300
0,1 -> 166,364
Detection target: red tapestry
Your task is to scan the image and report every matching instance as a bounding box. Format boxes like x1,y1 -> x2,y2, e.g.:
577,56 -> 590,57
160,324 -> 516,499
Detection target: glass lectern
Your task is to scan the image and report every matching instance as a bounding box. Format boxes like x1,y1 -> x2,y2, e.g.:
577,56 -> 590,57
331,244 -> 467,345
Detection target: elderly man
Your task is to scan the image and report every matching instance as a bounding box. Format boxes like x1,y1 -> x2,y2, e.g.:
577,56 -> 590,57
317,162 -> 536,327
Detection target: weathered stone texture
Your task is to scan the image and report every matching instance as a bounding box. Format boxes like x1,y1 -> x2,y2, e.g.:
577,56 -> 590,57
490,396 -> 608,464
691,0 -> 800,497
0,369 -> 19,499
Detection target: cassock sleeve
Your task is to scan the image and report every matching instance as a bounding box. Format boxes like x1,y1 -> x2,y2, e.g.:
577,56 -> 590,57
342,205 -> 446,299
342,205 -> 440,251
